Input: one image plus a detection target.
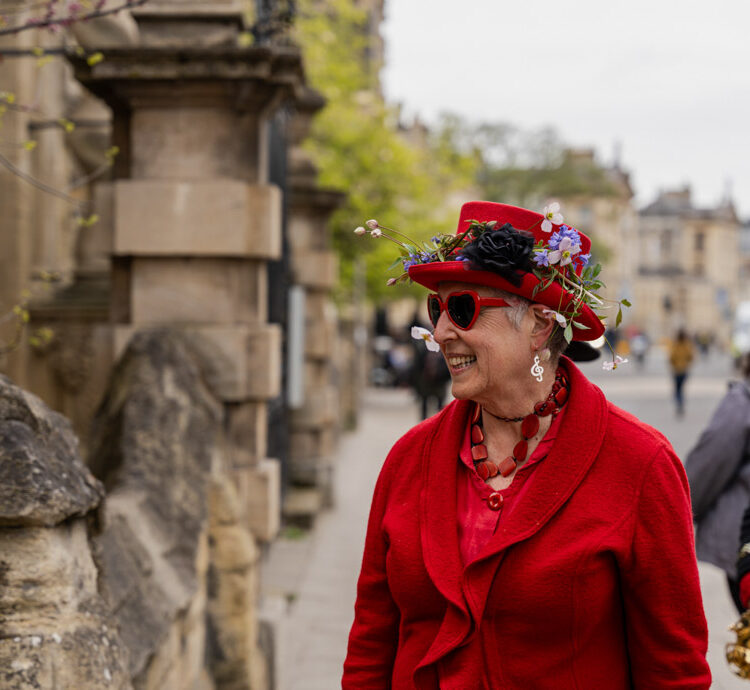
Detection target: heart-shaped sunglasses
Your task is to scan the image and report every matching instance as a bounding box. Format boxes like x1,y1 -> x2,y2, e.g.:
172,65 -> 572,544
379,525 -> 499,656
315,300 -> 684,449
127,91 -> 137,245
427,290 -> 510,330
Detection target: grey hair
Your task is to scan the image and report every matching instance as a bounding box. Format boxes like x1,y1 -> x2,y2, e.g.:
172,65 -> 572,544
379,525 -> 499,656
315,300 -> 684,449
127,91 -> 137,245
486,287 -> 568,361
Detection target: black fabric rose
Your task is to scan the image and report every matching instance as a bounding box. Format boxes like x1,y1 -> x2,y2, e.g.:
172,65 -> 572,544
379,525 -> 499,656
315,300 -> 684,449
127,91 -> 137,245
459,222 -> 534,287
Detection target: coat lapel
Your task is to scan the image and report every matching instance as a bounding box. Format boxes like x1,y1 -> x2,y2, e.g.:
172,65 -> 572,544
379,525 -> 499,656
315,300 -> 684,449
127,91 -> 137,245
418,397 -> 471,610
416,398 -> 474,674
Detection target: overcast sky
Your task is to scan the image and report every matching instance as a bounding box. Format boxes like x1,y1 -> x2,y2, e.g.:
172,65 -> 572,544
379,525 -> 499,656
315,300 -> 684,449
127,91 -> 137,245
381,0 -> 750,218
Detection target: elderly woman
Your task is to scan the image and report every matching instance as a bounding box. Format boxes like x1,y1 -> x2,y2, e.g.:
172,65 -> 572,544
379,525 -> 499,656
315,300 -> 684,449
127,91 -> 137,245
343,201 -> 710,689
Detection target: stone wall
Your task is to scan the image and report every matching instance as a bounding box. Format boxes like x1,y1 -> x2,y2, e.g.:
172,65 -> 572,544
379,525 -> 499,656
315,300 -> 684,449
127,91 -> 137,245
0,331 -> 273,689
0,374 -> 130,689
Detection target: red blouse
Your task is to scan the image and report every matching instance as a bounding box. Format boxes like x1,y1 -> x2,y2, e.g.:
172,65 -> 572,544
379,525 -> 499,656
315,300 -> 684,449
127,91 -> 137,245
457,402 -> 567,564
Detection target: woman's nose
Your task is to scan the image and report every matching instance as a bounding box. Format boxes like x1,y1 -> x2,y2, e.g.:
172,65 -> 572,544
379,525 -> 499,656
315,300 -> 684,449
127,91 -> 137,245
432,311 -> 455,345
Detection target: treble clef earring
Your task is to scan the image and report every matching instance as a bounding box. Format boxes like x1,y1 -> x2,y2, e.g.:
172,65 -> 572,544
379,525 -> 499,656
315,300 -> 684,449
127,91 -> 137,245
530,354 -> 544,382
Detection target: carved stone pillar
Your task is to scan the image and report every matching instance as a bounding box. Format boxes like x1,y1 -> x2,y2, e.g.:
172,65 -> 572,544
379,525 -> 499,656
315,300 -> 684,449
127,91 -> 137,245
284,87 -> 344,520
66,9 -> 303,539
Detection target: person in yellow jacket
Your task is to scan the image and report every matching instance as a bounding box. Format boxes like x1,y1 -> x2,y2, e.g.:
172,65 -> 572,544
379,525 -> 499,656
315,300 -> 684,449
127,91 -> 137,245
669,328 -> 695,416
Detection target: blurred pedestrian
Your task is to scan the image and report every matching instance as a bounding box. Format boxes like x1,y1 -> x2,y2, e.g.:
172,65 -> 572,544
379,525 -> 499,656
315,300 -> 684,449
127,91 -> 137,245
630,332 -> 649,370
685,352 -> 750,612
668,328 -> 694,416
410,339 -> 451,419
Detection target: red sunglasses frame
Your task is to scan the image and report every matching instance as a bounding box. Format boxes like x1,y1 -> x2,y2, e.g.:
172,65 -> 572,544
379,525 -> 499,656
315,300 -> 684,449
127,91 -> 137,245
427,290 -> 510,330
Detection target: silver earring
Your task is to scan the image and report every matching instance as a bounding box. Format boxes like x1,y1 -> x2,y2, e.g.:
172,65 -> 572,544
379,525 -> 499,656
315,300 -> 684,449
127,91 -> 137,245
530,354 -> 544,382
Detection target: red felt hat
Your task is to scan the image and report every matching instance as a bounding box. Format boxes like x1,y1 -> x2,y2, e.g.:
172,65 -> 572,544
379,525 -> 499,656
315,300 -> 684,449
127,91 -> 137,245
407,201 -> 605,341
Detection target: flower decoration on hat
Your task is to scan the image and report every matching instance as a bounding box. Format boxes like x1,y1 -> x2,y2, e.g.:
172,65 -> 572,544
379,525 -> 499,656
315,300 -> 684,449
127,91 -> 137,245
353,201 -> 631,367
602,355 -> 628,371
541,202 -> 564,233
411,326 -> 440,352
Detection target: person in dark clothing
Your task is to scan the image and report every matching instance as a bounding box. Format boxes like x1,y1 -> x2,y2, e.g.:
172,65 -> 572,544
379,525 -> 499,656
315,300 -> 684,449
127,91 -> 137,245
686,352 -> 750,612
411,342 -> 451,419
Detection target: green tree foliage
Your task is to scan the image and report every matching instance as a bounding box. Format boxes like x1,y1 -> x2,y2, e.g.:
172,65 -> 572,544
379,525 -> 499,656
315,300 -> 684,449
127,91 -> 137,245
434,118 -> 617,208
294,0 -> 476,301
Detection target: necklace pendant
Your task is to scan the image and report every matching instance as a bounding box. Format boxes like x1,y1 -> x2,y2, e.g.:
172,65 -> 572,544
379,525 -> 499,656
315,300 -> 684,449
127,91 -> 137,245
498,456 -> 516,477
513,440 -> 528,460
471,424 -> 485,444
521,414 -> 539,438
471,444 -> 488,461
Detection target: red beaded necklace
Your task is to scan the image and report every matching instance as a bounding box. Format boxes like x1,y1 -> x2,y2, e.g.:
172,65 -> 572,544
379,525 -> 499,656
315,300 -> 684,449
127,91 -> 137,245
470,368 -> 569,481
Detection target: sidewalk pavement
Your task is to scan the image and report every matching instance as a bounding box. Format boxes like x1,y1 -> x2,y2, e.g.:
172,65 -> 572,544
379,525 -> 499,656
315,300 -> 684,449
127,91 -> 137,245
262,356 -> 746,689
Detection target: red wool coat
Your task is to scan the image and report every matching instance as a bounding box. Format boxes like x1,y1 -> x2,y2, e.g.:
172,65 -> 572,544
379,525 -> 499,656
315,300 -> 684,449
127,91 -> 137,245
343,359 -> 711,689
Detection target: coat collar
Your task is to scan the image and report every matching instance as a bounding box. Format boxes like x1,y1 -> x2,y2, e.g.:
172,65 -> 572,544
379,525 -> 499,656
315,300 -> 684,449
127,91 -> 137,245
418,357 -> 608,614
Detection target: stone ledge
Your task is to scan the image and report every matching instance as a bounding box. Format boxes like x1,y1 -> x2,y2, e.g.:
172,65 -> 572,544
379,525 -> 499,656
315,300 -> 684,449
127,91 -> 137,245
282,487 -> 323,530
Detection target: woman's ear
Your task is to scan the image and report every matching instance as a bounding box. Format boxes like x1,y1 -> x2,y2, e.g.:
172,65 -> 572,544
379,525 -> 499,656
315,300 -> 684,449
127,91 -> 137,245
528,304 -> 555,349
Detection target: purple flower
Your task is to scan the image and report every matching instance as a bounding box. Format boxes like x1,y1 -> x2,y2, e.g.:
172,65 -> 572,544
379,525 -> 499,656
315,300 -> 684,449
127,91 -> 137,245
548,226 -> 582,252
533,249 -> 550,267
547,236 -> 581,266
576,253 -> 591,268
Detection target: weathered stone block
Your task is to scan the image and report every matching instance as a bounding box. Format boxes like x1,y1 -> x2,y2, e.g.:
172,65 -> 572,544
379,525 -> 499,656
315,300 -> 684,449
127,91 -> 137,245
304,359 -> 330,392
128,257 -> 267,325
289,427 -> 336,463
305,317 -> 337,360
282,487 -> 323,529
0,375 -> 103,527
210,524 -> 259,572
209,476 -> 242,528
129,108 -> 262,181
114,325 -> 281,402
290,385 -> 338,430
114,179 -> 281,258
89,332 -> 222,683
226,401 -> 268,463
245,458 -> 280,542
291,249 -> 337,290
0,373 -> 129,688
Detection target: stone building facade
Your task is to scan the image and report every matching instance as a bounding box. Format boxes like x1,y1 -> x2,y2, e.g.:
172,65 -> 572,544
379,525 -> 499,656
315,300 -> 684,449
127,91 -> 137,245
634,186 -> 740,344
0,1 -> 352,687
551,149 -> 638,319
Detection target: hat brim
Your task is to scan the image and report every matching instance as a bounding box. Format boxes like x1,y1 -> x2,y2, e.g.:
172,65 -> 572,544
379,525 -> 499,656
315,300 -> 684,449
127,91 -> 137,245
408,261 -> 605,342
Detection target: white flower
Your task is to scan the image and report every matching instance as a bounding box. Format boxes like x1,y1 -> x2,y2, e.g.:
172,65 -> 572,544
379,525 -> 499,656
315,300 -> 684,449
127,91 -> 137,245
542,308 -> 567,327
370,228 -> 382,238
411,326 -> 440,352
547,236 -> 580,266
353,226 -> 366,235
366,219 -> 379,230
602,355 -> 628,371
541,202 -> 564,233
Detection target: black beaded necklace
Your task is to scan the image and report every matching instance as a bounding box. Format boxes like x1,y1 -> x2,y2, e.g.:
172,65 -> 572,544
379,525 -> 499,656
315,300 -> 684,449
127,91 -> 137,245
470,368 -> 569,481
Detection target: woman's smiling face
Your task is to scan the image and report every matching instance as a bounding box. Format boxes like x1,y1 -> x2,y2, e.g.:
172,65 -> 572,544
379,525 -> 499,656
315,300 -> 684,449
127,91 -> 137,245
432,281 -> 533,407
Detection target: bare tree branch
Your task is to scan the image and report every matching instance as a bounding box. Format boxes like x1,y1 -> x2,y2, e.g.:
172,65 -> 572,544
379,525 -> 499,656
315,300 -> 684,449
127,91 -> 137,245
0,150 -> 84,204
0,0 -> 147,37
